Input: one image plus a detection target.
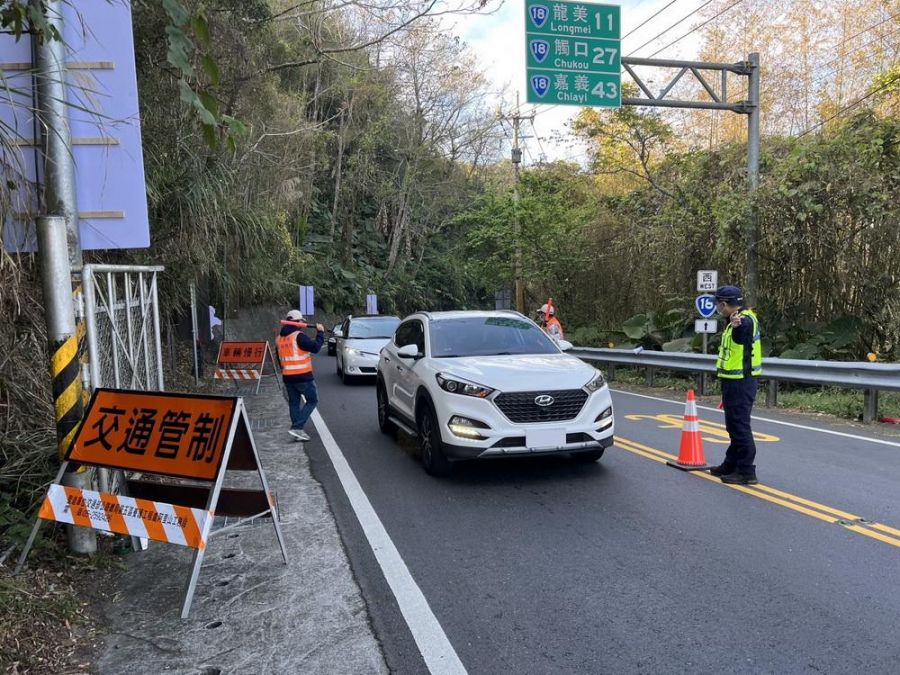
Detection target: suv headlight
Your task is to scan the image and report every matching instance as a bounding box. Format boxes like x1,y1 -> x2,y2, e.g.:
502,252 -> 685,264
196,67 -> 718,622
436,373 -> 494,398
448,415 -> 490,439
584,370 -> 606,393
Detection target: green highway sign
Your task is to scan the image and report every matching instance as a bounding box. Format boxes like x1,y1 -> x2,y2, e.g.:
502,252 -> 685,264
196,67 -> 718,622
527,71 -> 621,106
525,0 -> 622,108
526,35 -> 620,74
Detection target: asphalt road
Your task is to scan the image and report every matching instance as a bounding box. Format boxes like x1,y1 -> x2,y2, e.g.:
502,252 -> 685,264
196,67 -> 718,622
303,353 -> 900,674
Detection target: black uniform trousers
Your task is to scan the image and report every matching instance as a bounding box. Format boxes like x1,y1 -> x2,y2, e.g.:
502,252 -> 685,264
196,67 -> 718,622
720,376 -> 758,473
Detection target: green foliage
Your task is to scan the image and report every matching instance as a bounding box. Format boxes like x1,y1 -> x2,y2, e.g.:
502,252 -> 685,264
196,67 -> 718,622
778,388 -> 900,421
566,325 -> 611,348
773,316 -> 863,360
456,109 -> 898,362
619,307 -> 694,351
0,0 -> 61,42
0,495 -> 41,548
161,1 -> 231,147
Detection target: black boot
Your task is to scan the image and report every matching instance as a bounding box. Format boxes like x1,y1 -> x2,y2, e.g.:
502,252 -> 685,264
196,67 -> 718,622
709,463 -> 734,477
720,470 -> 758,485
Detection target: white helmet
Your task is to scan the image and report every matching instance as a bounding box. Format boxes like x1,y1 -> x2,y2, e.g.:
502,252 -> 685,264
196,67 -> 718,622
538,303 -> 554,316
286,309 -> 304,321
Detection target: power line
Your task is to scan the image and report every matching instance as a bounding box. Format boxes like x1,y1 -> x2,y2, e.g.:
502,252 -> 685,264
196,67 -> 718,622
622,0 -> 680,40
797,72 -> 900,137
831,9 -> 900,55
646,0 -> 745,59
529,118 -> 549,162
626,0 -> 714,56
810,21 -> 900,85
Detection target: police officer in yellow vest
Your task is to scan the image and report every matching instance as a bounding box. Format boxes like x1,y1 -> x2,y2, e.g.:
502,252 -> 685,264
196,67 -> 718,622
710,285 -> 762,485
277,309 -> 325,442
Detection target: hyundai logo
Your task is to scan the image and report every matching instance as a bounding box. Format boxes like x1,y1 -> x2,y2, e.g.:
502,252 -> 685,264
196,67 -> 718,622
534,394 -> 555,407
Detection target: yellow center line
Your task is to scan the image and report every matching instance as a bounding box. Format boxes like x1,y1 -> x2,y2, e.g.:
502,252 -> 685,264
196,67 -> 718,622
613,436 -> 900,549
869,522 -> 900,538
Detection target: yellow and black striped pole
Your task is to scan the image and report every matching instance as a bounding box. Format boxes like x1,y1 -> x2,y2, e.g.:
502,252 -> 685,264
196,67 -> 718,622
73,284 -> 91,410
50,333 -> 84,458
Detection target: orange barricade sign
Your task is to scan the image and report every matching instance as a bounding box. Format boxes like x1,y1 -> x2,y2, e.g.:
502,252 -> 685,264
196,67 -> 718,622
39,484 -> 211,549
67,390 -> 236,481
213,341 -> 280,394
217,341 -> 267,365
17,388 -> 288,618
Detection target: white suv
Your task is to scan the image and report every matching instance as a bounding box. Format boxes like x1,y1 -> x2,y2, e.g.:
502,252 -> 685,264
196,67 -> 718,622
376,310 -> 614,475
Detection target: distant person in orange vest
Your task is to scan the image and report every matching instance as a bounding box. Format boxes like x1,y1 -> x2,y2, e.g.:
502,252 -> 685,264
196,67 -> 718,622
277,309 -> 324,442
537,302 -> 564,342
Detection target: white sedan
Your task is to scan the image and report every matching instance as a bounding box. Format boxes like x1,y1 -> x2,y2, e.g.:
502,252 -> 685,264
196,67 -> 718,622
336,315 -> 401,384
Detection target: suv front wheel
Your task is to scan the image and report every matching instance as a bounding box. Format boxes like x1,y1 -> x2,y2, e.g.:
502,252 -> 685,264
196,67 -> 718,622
376,380 -> 397,437
417,402 -> 451,477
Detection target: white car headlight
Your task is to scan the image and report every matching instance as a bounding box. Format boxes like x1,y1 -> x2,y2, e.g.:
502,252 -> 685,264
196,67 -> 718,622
436,373 -> 494,398
584,370 -> 606,393
345,347 -> 361,357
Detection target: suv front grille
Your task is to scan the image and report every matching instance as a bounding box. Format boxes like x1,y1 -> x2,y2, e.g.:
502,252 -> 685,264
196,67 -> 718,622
494,389 -> 588,424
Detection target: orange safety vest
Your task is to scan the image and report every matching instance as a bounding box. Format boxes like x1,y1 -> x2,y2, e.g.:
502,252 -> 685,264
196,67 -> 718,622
545,316 -> 564,340
276,333 -> 313,376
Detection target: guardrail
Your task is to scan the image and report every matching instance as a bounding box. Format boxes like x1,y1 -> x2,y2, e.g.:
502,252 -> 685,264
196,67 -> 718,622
568,348 -> 900,424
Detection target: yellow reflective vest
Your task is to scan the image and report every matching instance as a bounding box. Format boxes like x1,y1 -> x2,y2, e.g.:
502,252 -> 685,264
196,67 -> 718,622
716,309 -> 762,379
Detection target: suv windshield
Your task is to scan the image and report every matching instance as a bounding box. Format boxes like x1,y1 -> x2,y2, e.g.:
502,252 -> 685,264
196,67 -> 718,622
429,316 -> 559,357
347,317 -> 400,339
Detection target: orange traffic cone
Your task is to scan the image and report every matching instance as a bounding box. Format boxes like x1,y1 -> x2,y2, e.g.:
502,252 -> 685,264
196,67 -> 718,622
667,389 -> 712,471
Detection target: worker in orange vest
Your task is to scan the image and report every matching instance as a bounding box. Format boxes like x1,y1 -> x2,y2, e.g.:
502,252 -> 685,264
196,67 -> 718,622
537,300 -> 564,342
276,309 -> 324,442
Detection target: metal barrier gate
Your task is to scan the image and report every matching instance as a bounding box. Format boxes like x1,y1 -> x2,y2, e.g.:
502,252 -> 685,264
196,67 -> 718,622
81,264 -> 165,495
82,264 -> 165,393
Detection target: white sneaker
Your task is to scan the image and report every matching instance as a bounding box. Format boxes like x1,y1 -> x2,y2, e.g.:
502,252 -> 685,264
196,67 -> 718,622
288,429 -> 310,442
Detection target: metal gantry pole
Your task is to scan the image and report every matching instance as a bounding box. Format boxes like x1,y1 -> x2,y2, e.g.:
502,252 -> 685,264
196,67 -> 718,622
619,53 -> 762,305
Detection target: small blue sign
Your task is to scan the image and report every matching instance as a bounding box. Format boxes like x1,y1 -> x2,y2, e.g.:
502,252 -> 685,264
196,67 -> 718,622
695,294 -> 716,318
530,74 -> 550,98
529,4 -> 549,28
530,39 -> 549,63
299,285 -> 315,316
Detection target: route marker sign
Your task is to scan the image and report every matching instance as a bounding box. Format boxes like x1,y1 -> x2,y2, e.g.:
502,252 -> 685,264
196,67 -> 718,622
697,270 -> 718,292
695,294 -> 716,318
525,0 -> 621,108
695,319 -> 718,334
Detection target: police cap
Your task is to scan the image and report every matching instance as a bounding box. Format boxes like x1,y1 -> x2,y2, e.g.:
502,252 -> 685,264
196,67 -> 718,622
714,285 -> 744,304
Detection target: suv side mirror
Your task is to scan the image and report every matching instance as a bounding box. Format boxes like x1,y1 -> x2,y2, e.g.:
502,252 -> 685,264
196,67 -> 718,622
558,340 -> 573,351
397,344 -> 420,359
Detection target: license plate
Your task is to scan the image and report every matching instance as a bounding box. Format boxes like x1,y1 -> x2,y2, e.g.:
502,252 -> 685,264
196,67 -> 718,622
525,428 -> 565,449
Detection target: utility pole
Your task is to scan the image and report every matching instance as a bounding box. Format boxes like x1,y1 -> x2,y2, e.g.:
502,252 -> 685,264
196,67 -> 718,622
32,0 -> 95,554
499,93 -> 534,314
745,52 -> 761,305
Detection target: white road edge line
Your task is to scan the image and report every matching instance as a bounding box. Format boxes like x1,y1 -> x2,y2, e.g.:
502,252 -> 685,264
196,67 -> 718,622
309,409 -> 467,675
610,388 -> 900,449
